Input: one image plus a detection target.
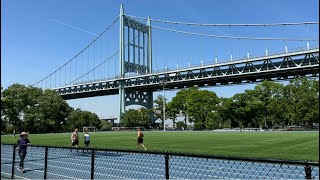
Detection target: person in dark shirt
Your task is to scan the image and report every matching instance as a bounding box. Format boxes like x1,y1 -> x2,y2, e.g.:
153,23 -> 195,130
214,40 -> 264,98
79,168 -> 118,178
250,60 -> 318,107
17,132 -> 30,172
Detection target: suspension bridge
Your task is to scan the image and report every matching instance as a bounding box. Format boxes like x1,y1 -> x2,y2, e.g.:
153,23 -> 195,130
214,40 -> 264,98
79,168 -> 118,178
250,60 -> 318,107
32,4 -> 319,123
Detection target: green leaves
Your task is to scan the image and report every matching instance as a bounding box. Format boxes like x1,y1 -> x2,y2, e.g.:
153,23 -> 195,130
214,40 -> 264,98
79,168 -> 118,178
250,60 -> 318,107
66,108 -> 101,131
166,78 -> 318,130
121,108 -> 151,128
1,83 -> 102,133
2,77 -> 317,133
186,89 -> 219,130
101,121 -> 112,131
2,84 -> 43,131
153,95 -> 167,123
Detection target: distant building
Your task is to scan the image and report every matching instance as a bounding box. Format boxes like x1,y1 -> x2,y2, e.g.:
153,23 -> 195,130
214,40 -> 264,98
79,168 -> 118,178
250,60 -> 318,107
100,117 -> 117,126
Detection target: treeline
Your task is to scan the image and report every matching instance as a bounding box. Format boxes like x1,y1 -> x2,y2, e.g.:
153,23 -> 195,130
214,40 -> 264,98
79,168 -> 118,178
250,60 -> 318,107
123,77 -> 319,130
1,77 -> 318,133
1,84 -> 109,134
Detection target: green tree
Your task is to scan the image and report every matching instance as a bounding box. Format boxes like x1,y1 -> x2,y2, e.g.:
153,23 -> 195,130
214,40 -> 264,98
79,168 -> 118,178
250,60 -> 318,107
67,108 -> 101,131
186,89 -> 220,130
100,121 -> 112,131
217,97 -> 238,128
153,95 -> 167,125
235,90 -> 265,128
285,77 -> 319,127
138,108 -> 151,127
1,86 -> 7,133
204,112 -> 221,130
170,87 -> 198,125
35,90 -> 73,133
122,109 -> 139,127
2,84 -> 43,132
175,121 -> 187,130
122,108 -> 150,128
167,101 -> 179,128
253,81 -> 284,128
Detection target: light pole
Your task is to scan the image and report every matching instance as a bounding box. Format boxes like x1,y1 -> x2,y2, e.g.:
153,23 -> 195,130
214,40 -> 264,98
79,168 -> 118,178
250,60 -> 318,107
162,82 -> 166,131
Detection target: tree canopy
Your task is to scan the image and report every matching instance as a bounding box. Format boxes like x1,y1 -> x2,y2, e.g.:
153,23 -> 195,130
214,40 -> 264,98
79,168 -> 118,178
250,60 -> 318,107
1,84 -> 102,133
2,77 -> 318,132
121,108 -> 151,128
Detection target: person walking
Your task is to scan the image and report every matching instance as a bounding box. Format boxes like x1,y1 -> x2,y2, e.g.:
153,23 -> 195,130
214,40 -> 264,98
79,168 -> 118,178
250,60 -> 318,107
71,128 -> 79,152
83,131 -> 90,153
13,130 -> 16,138
135,128 -> 147,151
16,132 -> 30,172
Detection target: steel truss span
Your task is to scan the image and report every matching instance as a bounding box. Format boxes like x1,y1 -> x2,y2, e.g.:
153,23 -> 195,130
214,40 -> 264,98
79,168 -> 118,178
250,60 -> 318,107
55,48 -> 319,100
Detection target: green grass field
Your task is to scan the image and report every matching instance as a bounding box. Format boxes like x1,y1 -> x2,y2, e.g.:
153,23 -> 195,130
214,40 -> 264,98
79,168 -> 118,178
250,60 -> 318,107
1,131 -> 319,161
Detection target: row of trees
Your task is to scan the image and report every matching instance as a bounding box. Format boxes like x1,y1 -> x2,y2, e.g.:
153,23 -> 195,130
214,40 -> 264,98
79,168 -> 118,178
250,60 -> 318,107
122,77 -> 319,130
1,84 -> 103,133
2,77 -> 318,132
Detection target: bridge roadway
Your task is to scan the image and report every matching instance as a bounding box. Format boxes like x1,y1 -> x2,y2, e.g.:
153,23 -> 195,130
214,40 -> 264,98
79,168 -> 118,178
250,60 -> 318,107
54,48 -> 319,100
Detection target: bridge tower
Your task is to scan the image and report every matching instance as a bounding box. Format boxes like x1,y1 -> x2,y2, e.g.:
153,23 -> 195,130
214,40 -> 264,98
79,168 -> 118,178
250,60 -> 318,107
119,4 -> 153,123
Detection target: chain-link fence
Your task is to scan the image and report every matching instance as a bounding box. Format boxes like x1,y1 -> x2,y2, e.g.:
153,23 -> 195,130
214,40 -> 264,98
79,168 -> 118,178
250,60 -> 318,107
1,143 -> 319,179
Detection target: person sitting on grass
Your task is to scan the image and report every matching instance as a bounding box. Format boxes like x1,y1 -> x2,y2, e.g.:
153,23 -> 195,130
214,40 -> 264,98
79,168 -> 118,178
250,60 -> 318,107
17,132 -> 30,172
135,128 -> 147,151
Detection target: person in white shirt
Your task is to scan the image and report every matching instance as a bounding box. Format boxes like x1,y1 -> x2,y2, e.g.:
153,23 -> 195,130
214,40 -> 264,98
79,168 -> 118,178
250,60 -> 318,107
84,131 -> 90,152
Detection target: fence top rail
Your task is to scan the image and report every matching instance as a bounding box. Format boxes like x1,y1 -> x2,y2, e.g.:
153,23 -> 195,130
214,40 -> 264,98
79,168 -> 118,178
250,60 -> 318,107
2,143 -> 318,166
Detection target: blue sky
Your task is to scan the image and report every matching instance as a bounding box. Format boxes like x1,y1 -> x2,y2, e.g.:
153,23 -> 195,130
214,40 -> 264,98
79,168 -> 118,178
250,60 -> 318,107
1,0 -> 319,122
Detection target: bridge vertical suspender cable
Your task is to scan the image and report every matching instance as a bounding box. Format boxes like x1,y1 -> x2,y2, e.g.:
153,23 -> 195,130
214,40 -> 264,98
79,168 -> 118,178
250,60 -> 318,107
32,17 -> 119,88
87,45 -> 90,83
66,30 -> 145,85
100,37 -> 103,80
93,40 -> 96,81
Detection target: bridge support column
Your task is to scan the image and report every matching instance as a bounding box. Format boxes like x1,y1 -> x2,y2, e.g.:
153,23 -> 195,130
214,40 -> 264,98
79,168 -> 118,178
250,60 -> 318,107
124,89 -> 154,124
119,81 -> 125,121
119,4 -> 125,122
118,4 -> 154,124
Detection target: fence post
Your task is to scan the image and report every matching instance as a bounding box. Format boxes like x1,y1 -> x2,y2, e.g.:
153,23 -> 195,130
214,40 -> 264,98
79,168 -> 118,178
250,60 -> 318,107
91,149 -> 95,179
44,147 -> 48,179
165,151 -> 169,179
304,163 -> 312,179
11,144 -> 16,179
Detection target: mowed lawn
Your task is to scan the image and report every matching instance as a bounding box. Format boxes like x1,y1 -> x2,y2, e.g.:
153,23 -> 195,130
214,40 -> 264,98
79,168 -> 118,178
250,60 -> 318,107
1,131 -> 319,161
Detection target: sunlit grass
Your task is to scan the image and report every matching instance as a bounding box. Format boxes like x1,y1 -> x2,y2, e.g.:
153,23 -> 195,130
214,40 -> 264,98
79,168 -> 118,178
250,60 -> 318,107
1,131 -> 318,161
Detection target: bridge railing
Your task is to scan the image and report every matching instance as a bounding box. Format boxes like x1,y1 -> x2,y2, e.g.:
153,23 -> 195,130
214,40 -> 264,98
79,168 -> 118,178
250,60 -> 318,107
1,143 -> 319,179
151,46 -> 319,74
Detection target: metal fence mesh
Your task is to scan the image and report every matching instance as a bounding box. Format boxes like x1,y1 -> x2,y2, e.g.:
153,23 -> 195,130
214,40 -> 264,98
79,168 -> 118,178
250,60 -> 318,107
1,143 -> 319,179
1,144 -> 45,179
22,146 -> 45,179
93,150 -> 164,179
1,144 -> 13,179
46,147 -> 92,179
169,156 -> 318,179
170,156 -> 305,179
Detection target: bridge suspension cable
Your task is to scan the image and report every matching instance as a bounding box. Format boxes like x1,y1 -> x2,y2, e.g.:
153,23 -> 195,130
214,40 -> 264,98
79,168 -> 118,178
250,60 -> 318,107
69,50 -> 120,85
126,15 -> 319,27
152,25 -> 319,41
67,30 -> 144,86
32,17 -> 120,87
